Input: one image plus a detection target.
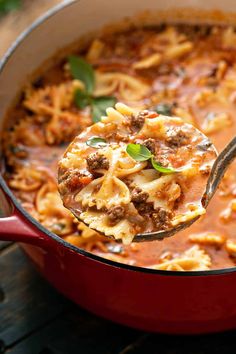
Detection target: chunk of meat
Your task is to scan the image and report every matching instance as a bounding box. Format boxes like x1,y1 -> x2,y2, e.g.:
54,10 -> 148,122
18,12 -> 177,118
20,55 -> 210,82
166,129 -> 190,147
152,207 -> 173,229
136,202 -> 154,214
86,152 -> 109,172
130,111 -> 148,131
143,139 -> 171,166
107,206 -> 125,224
143,138 -> 156,154
59,168 -> 92,194
131,187 -> 149,203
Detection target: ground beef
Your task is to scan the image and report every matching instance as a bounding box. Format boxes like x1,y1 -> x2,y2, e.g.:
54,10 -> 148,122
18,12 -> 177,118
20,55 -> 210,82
58,169 -> 70,184
152,207 -> 173,230
86,152 -> 109,172
136,202 -> 154,214
130,111 -> 148,131
143,139 -> 171,167
166,129 -> 190,148
131,188 -> 149,203
107,206 -> 125,224
58,168 -> 92,194
143,138 -> 156,154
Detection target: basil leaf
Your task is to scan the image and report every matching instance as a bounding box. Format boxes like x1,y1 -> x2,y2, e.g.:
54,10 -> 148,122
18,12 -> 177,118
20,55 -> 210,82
0,0 -> 21,13
68,55 -> 95,94
151,157 -> 177,174
126,144 -> 152,161
74,89 -> 90,109
155,103 -> 173,116
86,137 -> 108,148
91,96 -> 116,123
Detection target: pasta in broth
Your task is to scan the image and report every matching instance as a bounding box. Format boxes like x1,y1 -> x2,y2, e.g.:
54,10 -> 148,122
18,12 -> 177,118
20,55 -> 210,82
58,103 -> 217,244
2,23 -> 236,270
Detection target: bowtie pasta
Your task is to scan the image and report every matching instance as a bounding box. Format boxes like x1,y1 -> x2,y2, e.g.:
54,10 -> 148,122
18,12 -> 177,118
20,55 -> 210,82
4,23 -> 236,270
58,103 -> 217,244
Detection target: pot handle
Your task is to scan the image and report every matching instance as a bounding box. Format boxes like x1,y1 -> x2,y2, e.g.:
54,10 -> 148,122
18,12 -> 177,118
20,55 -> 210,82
0,187 -> 48,247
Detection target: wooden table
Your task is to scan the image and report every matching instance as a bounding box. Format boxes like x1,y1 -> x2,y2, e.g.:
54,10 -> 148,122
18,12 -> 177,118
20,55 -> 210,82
1,2 -> 236,353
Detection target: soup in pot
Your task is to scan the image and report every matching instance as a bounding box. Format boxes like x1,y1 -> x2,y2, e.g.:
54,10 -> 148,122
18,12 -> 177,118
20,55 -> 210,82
2,23 -> 236,271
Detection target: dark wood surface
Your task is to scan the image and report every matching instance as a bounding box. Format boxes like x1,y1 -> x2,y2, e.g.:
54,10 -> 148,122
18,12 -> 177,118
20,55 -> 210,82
1,242 -> 236,354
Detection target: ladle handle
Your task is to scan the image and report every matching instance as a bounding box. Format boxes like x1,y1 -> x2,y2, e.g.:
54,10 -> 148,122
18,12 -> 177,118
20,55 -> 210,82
203,136 -> 236,208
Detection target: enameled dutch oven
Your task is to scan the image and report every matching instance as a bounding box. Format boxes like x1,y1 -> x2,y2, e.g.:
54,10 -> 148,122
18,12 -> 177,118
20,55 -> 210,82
0,0 -> 236,334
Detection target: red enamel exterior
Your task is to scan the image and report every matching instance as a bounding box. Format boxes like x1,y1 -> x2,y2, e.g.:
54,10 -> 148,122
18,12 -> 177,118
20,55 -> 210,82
1,202 -> 236,334
1,0 -> 236,334
23,243 -> 236,334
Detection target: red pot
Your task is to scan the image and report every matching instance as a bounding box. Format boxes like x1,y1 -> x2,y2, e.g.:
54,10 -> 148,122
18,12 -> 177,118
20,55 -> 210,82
1,0 -> 236,334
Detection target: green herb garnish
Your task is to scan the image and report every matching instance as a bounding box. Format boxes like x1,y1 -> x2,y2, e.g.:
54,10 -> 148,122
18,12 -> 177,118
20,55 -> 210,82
150,157 -> 177,174
0,0 -> 21,14
155,103 -> 173,116
74,89 -> 91,109
91,96 -> 117,123
68,55 -> 116,122
86,137 -> 108,148
126,143 -> 152,162
126,143 -> 178,174
69,56 -> 95,94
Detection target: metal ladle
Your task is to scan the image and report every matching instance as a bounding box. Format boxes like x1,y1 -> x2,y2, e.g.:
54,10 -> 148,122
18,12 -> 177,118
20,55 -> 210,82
133,136 -> 236,242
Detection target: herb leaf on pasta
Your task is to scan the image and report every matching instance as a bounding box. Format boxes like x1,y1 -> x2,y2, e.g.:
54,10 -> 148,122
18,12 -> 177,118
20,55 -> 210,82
74,90 -> 91,109
126,144 -> 152,161
69,56 -> 116,122
91,96 -> 117,123
86,137 -> 108,148
126,143 -> 177,173
69,55 -> 95,94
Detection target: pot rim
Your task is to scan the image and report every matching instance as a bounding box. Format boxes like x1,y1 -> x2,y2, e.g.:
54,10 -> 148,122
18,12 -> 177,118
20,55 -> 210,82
1,0 -> 235,277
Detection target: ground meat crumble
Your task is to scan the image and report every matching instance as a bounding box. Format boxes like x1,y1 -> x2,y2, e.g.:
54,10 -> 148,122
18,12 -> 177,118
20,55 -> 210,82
134,200 -> 173,230
142,139 -> 172,167
166,129 -> 190,148
131,187 -> 149,203
107,206 -> 125,225
58,168 -> 92,194
130,110 -> 148,131
152,207 -> 173,229
86,152 -> 109,172
135,202 -> 154,214
143,138 -> 156,154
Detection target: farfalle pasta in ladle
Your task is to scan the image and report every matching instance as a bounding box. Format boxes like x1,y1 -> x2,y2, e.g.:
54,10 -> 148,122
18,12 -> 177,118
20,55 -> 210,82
58,103 -> 217,244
